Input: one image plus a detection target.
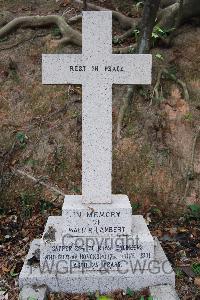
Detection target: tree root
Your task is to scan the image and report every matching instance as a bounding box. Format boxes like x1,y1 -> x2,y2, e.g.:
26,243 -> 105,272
12,168 -> 65,197
152,68 -> 189,103
68,14 -> 82,25
158,0 -> 200,30
114,28 -> 136,44
163,69 -> 189,101
0,11 -> 14,27
74,0 -> 137,30
116,0 -> 161,140
0,15 -> 82,47
0,31 -> 34,51
152,69 -> 163,104
113,44 -> 136,54
160,0 -> 177,9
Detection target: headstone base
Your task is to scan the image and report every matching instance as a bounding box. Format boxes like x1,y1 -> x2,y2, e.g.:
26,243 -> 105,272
40,215 -> 155,272
19,237 -> 175,293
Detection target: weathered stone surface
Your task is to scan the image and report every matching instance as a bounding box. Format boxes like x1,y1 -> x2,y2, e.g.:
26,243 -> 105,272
40,215 -> 154,272
42,11 -> 151,204
150,285 -> 180,300
19,285 -> 47,300
62,194 -> 132,236
19,239 -> 175,293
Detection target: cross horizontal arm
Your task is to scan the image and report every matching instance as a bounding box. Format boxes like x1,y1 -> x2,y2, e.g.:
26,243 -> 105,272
111,54 -> 152,85
42,54 -> 83,84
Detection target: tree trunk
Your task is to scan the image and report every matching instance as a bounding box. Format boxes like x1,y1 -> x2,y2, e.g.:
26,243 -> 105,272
137,0 -> 161,54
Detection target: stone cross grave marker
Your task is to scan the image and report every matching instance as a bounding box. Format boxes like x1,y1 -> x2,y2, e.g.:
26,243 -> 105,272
42,11 -> 152,204
19,11 -> 176,294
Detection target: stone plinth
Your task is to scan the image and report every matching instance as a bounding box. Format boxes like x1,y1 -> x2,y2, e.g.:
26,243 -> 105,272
19,238 -> 175,293
62,194 -> 132,236
40,215 -> 154,272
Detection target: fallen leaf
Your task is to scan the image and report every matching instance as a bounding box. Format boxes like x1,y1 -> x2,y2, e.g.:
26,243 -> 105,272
194,277 -> 200,287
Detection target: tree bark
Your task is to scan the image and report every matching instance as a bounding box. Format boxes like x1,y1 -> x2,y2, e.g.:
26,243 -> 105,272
158,0 -> 200,30
137,0 -> 161,54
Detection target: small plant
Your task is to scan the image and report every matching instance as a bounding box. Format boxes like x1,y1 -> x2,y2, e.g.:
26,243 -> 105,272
39,199 -> 54,213
133,28 -> 140,41
175,268 -> 184,278
126,287 -> 134,297
187,204 -> 200,220
131,202 -> 140,211
136,1 -> 144,11
20,192 -> 35,219
152,25 -> 175,46
184,112 -> 193,122
0,36 -> 8,42
192,263 -> 200,276
16,131 -> 27,148
51,26 -> 61,37
155,53 -> 164,61
112,36 -> 119,45
25,159 -> 38,168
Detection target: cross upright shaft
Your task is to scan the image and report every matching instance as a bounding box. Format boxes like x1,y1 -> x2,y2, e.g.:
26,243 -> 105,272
42,11 -> 152,204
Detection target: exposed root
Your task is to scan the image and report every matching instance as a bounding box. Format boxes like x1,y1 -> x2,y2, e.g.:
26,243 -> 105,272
152,68 -> 189,103
0,11 -> 14,27
0,31 -> 34,51
162,69 -> 189,101
117,0 -> 161,140
114,28 -> 136,44
158,0 -> 200,30
113,44 -> 136,54
12,168 -> 65,197
152,69 -> 163,104
0,15 -> 82,47
116,85 -> 134,140
68,14 -> 82,25
74,0 -> 137,30
160,0 -> 177,9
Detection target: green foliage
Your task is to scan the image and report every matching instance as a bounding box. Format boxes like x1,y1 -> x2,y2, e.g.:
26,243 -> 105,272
0,207 -> 5,215
25,158 -> 38,168
152,25 -> 175,45
192,263 -> 200,276
51,26 -> 61,37
0,36 -> 8,42
184,112 -> 193,122
155,53 -> 164,61
20,191 -> 35,219
112,36 -> 119,45
187,204 -> 200,220
126,287 -> 134,297
39,199 -> 54,213
175,268 -> 184,278
136,1 -> 144,10
131,202 -> 140,211
167,65 -> 177,76
133,28 -> 140,41
10,269 -> 19,277
128,46 -> 136,53
16,131 -> 27,148
27,297 -> 37,300
96,296 -> 113,300
150,207 -> 162,217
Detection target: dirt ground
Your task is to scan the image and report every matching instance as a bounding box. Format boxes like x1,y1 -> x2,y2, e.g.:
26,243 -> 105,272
0,0 -> 200,299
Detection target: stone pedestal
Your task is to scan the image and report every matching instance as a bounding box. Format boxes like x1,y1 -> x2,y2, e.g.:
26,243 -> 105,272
19,195 -> 175,293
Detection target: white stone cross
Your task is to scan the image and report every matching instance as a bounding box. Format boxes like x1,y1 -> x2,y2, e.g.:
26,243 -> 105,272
42,11 -> 152,204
